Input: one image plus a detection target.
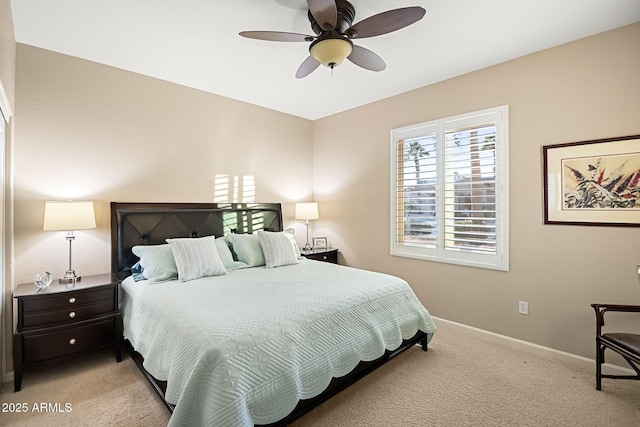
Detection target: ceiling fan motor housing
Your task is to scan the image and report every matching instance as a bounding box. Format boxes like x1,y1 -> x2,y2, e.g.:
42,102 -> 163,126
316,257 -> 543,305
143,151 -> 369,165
308,0 -> 356,35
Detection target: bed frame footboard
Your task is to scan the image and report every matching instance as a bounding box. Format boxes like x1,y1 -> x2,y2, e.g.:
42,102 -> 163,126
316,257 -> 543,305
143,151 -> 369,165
261,330 -> 428,426
125,331 -> 428,426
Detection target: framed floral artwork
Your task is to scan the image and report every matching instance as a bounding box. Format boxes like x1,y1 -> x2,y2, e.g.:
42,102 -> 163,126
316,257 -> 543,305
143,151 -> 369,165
543,135 -> 640,227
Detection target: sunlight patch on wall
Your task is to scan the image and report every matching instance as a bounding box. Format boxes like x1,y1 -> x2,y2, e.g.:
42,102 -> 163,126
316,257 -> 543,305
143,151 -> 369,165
214,174 -> 256,203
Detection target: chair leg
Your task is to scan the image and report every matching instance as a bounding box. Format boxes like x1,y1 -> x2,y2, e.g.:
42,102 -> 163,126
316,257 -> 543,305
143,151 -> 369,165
595,339 -> 603,390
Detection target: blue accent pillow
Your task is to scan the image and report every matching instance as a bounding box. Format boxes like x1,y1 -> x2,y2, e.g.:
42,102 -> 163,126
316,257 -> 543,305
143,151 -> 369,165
130,261 -> 146,282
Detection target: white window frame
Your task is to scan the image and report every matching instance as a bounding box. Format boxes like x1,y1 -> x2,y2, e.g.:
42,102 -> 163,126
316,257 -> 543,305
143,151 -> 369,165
390,105 -> 509,271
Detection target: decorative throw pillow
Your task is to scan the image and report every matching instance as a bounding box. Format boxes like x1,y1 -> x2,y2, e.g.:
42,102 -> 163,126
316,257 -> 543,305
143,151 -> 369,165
226,233 -> 266,267
131,244 -> 178,283
214,236 -> 248,271
257,228 -> 300,268
166,235 -> 227,281
130,261 -> 146,282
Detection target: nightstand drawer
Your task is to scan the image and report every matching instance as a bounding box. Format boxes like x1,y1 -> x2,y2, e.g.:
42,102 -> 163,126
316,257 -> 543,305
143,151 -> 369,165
22,318 -> 116,364
22,299 -> 115,329
21,287 -> 114,313
302,249 -> 338,264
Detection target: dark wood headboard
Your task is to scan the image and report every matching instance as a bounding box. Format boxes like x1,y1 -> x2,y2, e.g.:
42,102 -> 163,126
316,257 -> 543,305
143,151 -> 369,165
110,202 -> 283,279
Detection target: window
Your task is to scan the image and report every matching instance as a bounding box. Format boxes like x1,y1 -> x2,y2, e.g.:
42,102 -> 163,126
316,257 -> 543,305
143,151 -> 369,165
391,106 -> 509,271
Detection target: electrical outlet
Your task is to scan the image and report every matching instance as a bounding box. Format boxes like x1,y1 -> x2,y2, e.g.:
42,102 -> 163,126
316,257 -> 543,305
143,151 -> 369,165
518,300 -> 528,315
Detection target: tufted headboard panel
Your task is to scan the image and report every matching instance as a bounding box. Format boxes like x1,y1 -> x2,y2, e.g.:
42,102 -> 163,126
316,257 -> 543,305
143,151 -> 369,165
110,202 -> 283,279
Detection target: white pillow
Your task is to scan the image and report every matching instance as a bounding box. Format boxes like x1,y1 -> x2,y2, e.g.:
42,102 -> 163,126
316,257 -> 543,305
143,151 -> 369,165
166,235 -> 227,281
214,236 -> 248,271
226,233 -> 266,267
257,228 -> 300,268
131,244 -> 178,283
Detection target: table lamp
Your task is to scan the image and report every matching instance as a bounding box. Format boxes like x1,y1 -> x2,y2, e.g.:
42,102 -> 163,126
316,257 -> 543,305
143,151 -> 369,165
295,202 -> 319,251
43,200 -> 96,283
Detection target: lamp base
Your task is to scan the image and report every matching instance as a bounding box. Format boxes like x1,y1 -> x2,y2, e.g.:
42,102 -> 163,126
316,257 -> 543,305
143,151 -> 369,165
59,270 -> 81,284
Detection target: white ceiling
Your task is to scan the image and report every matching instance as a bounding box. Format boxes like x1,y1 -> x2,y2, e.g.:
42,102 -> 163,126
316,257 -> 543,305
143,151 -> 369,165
10,0 -> 640,120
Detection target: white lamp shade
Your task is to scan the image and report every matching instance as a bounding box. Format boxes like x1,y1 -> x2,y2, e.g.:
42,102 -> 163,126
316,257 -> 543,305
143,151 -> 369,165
43,201 -> 96,231
295,202 -> 319,221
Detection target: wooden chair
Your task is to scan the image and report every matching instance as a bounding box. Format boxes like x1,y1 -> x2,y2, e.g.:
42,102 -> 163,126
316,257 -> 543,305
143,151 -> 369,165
591,304 -> 640,390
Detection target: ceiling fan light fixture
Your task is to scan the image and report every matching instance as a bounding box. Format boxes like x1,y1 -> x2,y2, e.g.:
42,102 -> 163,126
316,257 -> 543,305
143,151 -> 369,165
310,37 -> 353,69
241,2 -> 426,78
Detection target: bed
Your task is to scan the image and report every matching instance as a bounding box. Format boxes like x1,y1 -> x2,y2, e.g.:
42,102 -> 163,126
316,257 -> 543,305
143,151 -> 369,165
111,202 -> 437,426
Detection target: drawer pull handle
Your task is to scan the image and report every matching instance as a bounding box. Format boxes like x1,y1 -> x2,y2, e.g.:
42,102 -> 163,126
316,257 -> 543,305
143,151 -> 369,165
322,256 -> 327,260
69,338 -> 76,345
69,312 -> 76,318
69,297 -> 76,304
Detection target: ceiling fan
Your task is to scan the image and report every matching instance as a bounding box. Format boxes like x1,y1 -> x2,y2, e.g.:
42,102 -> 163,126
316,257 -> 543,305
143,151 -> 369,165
240,0 -> 426,78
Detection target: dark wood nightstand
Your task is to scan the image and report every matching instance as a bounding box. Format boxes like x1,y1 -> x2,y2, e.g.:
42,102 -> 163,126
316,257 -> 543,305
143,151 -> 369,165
13,273 -> 122,391
301,248 -> 338,264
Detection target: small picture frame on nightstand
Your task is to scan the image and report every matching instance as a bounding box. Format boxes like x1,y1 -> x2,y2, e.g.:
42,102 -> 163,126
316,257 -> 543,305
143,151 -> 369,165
313,237 -> 327,249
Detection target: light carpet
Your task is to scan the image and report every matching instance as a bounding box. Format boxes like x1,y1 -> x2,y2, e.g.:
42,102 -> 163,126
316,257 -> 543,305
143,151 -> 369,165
1,321 -> 638,426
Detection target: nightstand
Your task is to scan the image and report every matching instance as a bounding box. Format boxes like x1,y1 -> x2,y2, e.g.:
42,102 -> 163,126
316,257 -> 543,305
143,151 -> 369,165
13,273 -> 122,391
301,248 -> 338,264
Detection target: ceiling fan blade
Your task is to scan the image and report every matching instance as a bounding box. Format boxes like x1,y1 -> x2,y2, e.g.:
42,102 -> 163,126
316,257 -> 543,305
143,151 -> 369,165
240,31 -> 314,42
296,56 -> 321,79
346,7 -> 426,39
347,45 -> 386,72
307,0 -> 337,31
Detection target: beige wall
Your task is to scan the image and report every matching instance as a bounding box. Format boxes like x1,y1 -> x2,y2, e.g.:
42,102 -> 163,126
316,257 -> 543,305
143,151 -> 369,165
0,0 -> 15,115
12,44 -> 314,283
312,23 -> 640,360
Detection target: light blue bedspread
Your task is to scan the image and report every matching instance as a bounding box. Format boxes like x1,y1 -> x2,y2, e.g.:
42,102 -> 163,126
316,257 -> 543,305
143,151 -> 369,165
121,259 -> 437,426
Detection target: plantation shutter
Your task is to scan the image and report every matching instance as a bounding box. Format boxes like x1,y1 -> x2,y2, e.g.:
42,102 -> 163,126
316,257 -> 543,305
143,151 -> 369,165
391,105 -> 509,271
443,123 -> 497,255
395,134 -> 438,249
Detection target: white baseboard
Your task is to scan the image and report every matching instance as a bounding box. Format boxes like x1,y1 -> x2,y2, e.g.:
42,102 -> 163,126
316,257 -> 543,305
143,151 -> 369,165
2,370 -> 14,385
432,316 -> 635,376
